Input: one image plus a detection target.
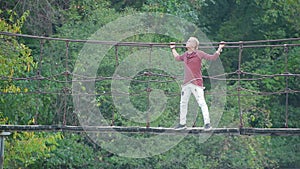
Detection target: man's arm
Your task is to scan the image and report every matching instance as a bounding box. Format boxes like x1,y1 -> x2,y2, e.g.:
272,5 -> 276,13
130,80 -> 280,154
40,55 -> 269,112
201,41 -> 225,60
170,42 -> 180,58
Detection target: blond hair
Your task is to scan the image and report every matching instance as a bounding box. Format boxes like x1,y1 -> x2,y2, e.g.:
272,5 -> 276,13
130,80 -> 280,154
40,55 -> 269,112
189,37 -> 200,50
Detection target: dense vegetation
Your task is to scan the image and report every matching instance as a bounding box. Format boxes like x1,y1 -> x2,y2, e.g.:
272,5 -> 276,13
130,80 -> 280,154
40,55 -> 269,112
0,0 -> 299,168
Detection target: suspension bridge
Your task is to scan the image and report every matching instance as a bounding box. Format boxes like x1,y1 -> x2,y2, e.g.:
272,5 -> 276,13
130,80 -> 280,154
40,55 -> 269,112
0,31 -> 300,136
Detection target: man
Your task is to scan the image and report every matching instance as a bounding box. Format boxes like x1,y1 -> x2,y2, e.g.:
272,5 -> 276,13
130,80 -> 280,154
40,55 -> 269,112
170,37 -> 225,129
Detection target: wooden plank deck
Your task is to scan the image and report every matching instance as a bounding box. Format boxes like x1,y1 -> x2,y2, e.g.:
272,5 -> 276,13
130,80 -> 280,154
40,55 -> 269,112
1,125 -> 300,136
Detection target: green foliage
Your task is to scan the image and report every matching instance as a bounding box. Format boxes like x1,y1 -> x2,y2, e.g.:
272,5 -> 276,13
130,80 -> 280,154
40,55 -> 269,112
5,132 -> 62,168
36,134 -> 104,169
109,0 -> 146,11
0,10 -> 39,125
0,0 -> 299,168
142,0 -> 205,24
0,10 -> 35,91
265,137 -> 300,168
253,0 -> 300,38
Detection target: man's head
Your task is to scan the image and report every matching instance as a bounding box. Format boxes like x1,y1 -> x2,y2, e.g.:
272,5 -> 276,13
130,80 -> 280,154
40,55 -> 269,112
186,37 -> 199,50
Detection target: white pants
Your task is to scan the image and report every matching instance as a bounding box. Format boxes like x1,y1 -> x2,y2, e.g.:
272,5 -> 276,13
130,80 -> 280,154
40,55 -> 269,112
179,83 -> 210,125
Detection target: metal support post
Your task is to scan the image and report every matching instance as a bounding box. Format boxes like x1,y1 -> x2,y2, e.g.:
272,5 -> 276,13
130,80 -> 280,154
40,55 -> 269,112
0,132 -> 11,169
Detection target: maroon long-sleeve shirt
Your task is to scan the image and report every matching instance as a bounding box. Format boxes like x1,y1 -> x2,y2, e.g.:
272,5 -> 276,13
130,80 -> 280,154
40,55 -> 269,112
176,50 -> 220,87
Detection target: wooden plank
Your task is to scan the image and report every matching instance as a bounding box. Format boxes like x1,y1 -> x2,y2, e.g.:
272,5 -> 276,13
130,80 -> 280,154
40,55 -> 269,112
0,125 -> 299,136
0,125 -> 239,135
240,128 -> 300,136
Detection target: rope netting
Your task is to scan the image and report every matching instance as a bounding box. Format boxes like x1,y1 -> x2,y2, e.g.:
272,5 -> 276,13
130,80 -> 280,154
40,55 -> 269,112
0,31 -> 300,134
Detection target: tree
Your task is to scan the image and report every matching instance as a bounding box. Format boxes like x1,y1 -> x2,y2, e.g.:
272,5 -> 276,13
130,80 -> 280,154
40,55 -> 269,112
0,9 -> 37,124
1,0 -> 299,168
